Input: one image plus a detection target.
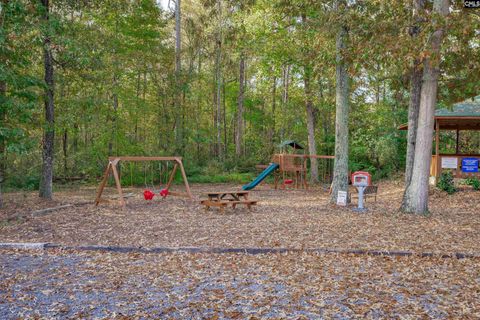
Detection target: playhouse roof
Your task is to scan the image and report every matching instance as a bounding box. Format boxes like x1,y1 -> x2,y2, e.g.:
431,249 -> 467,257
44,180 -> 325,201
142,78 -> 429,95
398,96 -> 480,131
278,140 -> 304,150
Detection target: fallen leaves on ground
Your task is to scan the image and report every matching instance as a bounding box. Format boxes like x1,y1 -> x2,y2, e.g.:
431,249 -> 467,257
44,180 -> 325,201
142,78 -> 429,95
0,249 -> 479,319
1,181 -> 479,254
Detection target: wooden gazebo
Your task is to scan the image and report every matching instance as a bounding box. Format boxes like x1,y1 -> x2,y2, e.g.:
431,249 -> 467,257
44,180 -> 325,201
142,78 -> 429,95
399,96 -> 480,182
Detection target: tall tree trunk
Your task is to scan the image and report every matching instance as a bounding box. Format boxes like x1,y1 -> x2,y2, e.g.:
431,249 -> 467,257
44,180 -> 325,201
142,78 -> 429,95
73,123 -> 78,153
196,52 -> 202,162
0,0 -> 9,209
39,0 -> 55,199
0,79 -> 5,208
134,70 -> 141,143
280,65 -> 290,142
402,0 -> 449,214
404,61 -> 422,186
142,69 -> 147,143
174,0 -> 183,154
215,0 -> 223,160
0,0 -> 6,207
330,4 -> 350,204
304,64 -> 319,183
235,54 -> 245,156
108,14 -> 120,157
223,79 -> 227,156
63,129 -> 68,177
270,75 -> 276,154
404,0 -> 426,187
108,75 -> 119,156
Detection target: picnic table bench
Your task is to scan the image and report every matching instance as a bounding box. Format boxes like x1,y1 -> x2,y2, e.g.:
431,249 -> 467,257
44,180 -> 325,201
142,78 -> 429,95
350,185 -> 378,202
200,191 -> 258,212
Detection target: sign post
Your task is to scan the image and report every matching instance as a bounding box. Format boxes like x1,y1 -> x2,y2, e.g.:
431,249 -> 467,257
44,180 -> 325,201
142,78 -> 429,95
351,171 -> 371,213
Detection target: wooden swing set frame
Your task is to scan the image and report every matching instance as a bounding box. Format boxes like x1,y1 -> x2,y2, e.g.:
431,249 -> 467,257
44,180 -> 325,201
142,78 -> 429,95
95,156 -> 193,207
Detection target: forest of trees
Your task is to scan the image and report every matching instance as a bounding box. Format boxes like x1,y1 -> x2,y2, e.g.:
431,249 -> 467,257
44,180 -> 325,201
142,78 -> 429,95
1,0 -> 479,212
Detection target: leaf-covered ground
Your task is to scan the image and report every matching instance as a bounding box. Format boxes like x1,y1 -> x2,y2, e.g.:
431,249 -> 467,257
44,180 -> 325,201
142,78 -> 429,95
1,248 -> 479,319
1,181 -> 479,254
1,181 -> 480,318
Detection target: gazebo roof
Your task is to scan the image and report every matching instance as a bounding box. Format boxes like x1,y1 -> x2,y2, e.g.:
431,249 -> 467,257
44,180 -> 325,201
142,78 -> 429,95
436,95 -> 480,117
399,96 -> 480,131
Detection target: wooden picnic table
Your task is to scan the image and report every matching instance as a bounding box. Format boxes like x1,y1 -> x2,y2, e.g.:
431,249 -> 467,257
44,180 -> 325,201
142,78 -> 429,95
201,191 -> 257,212
205,191 -> 250,201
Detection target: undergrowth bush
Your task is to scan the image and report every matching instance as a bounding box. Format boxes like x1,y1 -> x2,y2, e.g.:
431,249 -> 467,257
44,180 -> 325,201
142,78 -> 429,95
465,177 -> 480,191
437,171 -> 456,194
5,174 -> 40,191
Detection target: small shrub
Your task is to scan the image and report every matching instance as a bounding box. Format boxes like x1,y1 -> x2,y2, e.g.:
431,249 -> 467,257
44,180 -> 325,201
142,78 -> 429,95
6,174 -> 40,191
465,177 -> 480,191
437,171 -> 456,194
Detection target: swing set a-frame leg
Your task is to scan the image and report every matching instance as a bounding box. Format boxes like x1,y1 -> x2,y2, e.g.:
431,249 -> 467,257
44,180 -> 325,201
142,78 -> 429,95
111,163 -> 126,207
95,162 -> 112,206
95,160 -> 126,207
178,160 -> 192,199
163,159 -> 193,199
165,163 -> 178,190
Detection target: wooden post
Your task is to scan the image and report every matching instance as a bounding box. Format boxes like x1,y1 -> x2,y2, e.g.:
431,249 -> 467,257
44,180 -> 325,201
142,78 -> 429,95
177,158 -> 193,199
455,128 -> 459,155
111,160 -> 126,207
435,119 -> 440,179
95,162 -> 112,206
165,163 -> 178,190
303,157 -> 308,189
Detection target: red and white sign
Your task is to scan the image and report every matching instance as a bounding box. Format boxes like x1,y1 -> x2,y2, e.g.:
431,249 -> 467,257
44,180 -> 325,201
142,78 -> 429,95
351,171 -> 371,186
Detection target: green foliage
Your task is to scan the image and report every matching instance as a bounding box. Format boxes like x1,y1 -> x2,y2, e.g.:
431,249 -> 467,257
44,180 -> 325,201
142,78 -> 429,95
188,172 -> 254,184
437,171 -> 456,194
464,178 -> 480,191
0,0 -> 40,156
5,173 -> 40,191
1,0 -> 478,193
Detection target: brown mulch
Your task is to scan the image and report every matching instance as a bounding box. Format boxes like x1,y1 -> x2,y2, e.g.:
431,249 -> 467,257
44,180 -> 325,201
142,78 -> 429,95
1,181 -> 479,254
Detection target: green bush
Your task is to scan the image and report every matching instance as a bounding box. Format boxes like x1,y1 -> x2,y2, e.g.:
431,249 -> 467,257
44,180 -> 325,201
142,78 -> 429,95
437,171 -> 456,194
5,174 -> 40,191
465,177 -> 480,191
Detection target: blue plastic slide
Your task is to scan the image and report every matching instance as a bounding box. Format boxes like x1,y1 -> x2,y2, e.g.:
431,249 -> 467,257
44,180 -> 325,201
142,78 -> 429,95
242,163 -> 279,191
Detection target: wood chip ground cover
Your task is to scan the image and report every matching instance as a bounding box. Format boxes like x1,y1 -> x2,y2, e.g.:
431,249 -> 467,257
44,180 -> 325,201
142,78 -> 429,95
1,182 -> 479,254
1,249 -> 479,319
1,181 -> 480,318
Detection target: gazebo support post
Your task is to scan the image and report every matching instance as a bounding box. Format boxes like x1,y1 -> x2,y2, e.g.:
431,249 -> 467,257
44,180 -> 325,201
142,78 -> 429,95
455,128 -> 459,154
435,119 -> 440,180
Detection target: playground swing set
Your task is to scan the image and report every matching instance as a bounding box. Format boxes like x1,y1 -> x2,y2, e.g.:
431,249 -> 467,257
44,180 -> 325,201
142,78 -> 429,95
140,161 -> 171,200
94,141 -> 334,211
95,156 -> 192,208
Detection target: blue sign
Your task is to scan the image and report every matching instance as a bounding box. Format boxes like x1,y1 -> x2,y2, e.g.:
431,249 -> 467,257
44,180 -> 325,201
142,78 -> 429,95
462,158 -> 479,173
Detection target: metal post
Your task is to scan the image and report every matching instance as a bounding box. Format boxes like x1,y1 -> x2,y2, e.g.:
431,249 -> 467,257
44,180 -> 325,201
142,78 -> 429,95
353,185 -> 367,213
